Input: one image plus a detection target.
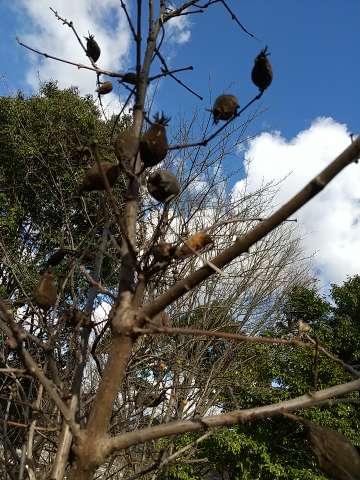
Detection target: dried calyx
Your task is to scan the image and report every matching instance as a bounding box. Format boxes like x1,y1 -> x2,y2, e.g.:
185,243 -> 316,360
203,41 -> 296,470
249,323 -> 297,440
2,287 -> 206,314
34,267 -> 57,310
140,113 -> 170,168
78,161 -> 120,193
85,33 -> 101,63
251,46 -> 273,92
212,94 -> 239,124
285,413 -> 360,480
175,231 -> 213,258
147,169 -> 180,203
96,81 -> 113,95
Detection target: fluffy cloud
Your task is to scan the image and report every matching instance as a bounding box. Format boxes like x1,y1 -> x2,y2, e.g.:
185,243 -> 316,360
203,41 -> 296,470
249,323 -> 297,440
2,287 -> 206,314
14,0 -> 131,103
232,117 -> 360,288
166,8 -> 192,44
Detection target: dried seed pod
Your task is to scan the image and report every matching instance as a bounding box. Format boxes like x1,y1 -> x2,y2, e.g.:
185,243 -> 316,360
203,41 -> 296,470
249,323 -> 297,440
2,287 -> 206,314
287,414 -> 360,480
175,231 -> 213,258
136,390 -> 167,409
85,34 -> 101,63
122,72 -> 138,85
62,308 -> 88,328
159,361 -> 167,372
96,81 -> 113,95
46,248 -> 76,268
299,319 -> 311,335
153,312 -> 172,328
34,268 -> 57,310
153,241 -> 177,261
212,94 -> 239,124
147,169 -> 180,203
114,126 -> 139,167
251,46 -> 273,92
140,113 -> 170,168
78,161 -> 119,193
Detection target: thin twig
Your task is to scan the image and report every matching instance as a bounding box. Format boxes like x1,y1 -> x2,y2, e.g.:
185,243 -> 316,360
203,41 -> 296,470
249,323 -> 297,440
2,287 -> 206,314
141,136 -> 360,320
169,92 -> 263,149
155,48 -> 203,100
305,334 -> 360,379
134,325 -> 307,347
79,265 -> 116,300
104,377 -> 360,455
16,37 -> 126,79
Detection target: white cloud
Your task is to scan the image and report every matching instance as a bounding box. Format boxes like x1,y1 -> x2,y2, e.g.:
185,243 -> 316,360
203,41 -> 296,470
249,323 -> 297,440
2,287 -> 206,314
232,117 -> 360,288
14,0 -> 131,101
166,8 -> 192,44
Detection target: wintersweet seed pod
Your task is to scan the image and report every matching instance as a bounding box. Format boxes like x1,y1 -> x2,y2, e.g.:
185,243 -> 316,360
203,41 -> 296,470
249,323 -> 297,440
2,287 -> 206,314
153,241 -> 177,261
96,81 -> 113,95
85,34 -> 101,63
287,415 -> 360,480
251,46 -> 273,92
212,94 -> 239,124
78,161 -> 119,193
175,231 -> 213,258
153,312 -> 171,328
34,267 -> 57,310
114,126 -> 139,167
46,248 -> 76,268
298,319 -> 311,335
122,72 -> 138,85
136,390 -> 167,409
140,113 -> 170,168
147,169 -> 180,203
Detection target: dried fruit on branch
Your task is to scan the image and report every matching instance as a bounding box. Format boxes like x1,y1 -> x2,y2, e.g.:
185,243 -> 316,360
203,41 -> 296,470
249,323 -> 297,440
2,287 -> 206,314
251,46 -> 273,92
153,311 -> 171,328
175,231 -> 213,258
136,390 -> 167,409
96,81 -> 113,95
299,319 -> 311,335
212,94 -> 239,124
34,268 -> 57,310
78,161 -> 119,193
287,414 -> 360,480
140,113 -> 170,168
62,308 -> 88,328
114,126 -> 139,167
45,248 -> 76,268
85,34 -> 101,63
122,72 -> 138,85
153,242 -> 177,261
147,169 -> 180,203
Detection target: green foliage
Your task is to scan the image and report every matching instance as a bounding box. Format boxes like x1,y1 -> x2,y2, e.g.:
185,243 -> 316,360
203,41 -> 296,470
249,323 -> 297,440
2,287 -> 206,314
0,81 -> 128,300
169,280 -> 360,479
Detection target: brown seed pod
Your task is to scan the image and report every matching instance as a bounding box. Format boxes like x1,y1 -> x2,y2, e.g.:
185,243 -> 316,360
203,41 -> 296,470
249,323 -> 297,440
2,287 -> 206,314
153,311 -> 172,328
286,414 -> 360,480
46,248 -> 76,268
299,319 -> 311,335
85,34 -> 101,63
140,113 -> 170,168
153,241 -> 177,261
147,169 -> 180,203
34,268 -> 57,310
212,94 -> 239,124
251,46 -> 273,92
122,72 -> 138,85
96,81 -> 113,95
114,126 -> 139,167
135,389 -> 167,409
78,161 -> 119,194
63,308 -> 88,328
175,231 -> 213,258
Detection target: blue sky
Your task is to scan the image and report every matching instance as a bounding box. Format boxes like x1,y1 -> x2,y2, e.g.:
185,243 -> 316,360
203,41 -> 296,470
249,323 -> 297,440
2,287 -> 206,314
2,1 -> 359,138
1,0 -> 360,288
